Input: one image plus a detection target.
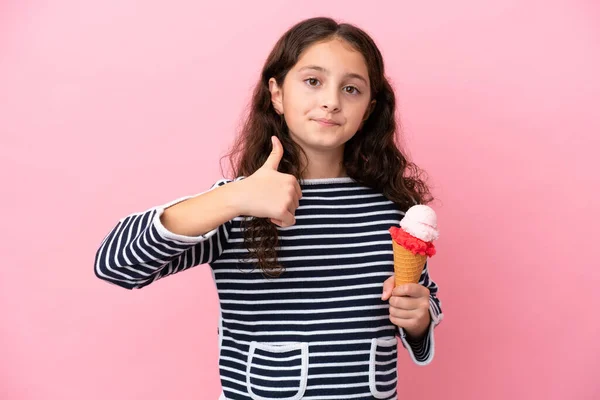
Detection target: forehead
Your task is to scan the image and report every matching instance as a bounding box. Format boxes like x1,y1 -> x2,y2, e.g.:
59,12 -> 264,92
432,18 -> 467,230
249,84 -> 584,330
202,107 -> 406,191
293,38 -> 369,78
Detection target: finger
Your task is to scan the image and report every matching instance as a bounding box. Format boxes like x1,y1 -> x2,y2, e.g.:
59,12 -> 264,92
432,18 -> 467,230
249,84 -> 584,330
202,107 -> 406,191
381,276 -> 395,300
288,202 -> 298,217
287,185 -> 300,212
389,295 -> 421,311
280,211 -> 296,227
389,315 -> 419,331
289,196 -> 300,213
270,218 -> 283,227
389,307 -> 413,320
294,180 -> 303,200
262,136 -> 284,170
270,211 -> 296,227
286,194 -> 299,215
392,283 -> 428,298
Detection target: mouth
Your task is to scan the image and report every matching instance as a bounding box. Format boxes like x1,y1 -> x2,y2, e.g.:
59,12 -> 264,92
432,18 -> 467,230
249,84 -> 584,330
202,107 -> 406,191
312,118 -> 341,127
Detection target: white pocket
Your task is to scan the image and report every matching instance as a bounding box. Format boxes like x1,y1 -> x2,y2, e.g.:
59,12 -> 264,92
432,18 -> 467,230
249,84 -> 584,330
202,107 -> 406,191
246,341 -> 309,400
369,337 -> 398,399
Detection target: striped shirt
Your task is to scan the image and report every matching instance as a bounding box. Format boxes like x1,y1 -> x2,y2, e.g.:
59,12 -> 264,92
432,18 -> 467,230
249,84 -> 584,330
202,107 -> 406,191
95,176 -> 443,400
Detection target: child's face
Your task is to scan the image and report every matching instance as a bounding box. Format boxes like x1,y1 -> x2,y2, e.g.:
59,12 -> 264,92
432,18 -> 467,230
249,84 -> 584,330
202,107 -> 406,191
269,38 -> 375,155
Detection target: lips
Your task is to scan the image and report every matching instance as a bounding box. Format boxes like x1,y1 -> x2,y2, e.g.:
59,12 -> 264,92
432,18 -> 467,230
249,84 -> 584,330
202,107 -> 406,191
312,118 -> 341,126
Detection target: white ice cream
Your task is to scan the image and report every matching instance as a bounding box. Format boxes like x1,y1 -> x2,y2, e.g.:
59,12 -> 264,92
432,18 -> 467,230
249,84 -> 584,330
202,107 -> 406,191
399,204 -> 439,242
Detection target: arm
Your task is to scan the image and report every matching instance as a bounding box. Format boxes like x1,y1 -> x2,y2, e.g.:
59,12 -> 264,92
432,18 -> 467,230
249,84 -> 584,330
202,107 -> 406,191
94,177 -> 245,290
95,136 -> 304,290
397,261 -> 444,366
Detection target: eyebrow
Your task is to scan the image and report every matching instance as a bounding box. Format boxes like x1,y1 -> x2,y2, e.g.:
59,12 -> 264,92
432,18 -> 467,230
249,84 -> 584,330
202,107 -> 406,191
298,65 -> 368,86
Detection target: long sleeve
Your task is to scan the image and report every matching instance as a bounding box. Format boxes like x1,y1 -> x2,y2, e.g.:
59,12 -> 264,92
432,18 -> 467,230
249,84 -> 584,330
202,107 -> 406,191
398,260 -> 444,366
94,178 -> 237,290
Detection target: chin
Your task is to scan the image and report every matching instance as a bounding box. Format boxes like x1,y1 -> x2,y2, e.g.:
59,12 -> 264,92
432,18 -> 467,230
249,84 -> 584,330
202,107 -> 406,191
289,126 -> 352,148
307,136 -> 349,150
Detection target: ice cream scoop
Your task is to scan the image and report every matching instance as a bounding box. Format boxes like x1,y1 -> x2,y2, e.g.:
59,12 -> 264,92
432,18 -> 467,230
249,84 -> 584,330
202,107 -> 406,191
399,204 -> 439,242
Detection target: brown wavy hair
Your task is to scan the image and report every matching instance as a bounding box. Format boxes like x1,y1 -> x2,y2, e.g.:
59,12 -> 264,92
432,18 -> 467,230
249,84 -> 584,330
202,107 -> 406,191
221,17 -> 434,277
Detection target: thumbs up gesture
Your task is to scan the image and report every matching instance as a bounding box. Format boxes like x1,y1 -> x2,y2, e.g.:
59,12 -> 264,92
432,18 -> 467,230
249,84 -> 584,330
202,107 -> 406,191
236,136 -> 303,227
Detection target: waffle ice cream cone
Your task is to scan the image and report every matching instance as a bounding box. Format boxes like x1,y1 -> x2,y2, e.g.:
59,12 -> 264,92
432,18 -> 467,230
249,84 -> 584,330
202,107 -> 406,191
392,240 -> 427,285
389,205 -> 439,287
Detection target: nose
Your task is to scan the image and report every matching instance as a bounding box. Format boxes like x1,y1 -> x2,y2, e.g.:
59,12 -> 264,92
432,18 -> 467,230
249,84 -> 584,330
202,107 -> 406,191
320,87 -> 340,113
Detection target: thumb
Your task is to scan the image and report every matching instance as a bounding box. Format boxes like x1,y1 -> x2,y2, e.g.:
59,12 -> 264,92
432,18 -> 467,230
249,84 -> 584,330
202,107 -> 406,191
262,136 -> 283,170
381,275 -> 395,301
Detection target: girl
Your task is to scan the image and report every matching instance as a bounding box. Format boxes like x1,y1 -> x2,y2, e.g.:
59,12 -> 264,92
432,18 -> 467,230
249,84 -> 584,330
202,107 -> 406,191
95,17 -> 443,400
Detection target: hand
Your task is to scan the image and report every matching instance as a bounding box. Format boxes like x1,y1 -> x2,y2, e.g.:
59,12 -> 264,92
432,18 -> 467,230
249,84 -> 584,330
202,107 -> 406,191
381,276 -> 431,340
236,136 -> 303,227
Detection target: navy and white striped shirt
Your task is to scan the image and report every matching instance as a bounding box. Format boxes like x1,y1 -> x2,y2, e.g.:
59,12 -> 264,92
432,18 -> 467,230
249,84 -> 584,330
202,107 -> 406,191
95,176 -> 443,400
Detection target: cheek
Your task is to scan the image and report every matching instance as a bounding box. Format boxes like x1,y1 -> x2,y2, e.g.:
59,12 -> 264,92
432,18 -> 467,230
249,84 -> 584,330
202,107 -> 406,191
281,94 -> 308,129
283,82 -> 318,116
284,91 -> 315,117
346,101 -> 370,127
283,94 -> 299,112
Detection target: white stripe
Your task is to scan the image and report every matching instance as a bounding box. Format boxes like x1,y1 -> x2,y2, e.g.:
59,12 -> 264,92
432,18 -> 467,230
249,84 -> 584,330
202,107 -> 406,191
278,219 -> 401,231
220,365 -> 298,382
200,231 -> 205,262
216,271 -> 390,284
221,304 -> 389,316
222,325 -> 395,337
374,359 -> 397,367
300,193 -> 382,200
216,226 -> 222,260
214,260 -> 391,274
302,394 -> 385,400
223,315 -> 390,326
222,345 -> 373,359
231,201 -> 393,216
251,352 -> 303,362
247,381 -> 309,392
208,230 -> 214,262
299,200 -> 394,209
218,282 -> 383,294
242,375 -> 396,395
295,210 -> 401,219
306,378 -> 396,391
220,293 -> 382,305
223,356 -> 302,371
301,186 -> 366,193
221,364 -> 396,383
228,230 -> 393,242
375,367 -> 396,375
222,241 -> 392,253
214,250 -> 392,264
221,336 -> 395,347
376,349 -> 397,356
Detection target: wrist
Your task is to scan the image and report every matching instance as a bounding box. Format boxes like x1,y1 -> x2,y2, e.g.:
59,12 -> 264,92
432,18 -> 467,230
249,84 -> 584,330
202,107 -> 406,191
403,315 -> 431,341
404,325 -> 427,342
225,179 -> 249,217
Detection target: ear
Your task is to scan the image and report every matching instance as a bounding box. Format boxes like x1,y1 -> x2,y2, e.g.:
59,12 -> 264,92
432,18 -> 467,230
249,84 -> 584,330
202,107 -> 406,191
268,77 -> 284,115
358,99 -> 376,130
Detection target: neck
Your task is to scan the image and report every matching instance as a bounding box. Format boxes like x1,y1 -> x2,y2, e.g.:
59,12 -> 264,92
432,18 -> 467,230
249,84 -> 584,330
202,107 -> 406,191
299,146 -> 347,180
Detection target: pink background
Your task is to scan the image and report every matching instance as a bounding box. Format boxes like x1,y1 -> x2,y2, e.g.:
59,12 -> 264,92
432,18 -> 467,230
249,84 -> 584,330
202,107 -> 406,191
1,1 -> 599,399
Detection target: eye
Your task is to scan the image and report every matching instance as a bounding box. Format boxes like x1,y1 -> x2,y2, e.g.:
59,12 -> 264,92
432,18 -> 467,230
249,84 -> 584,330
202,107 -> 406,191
343,86 -> 360,95
304,77 -> 320,87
